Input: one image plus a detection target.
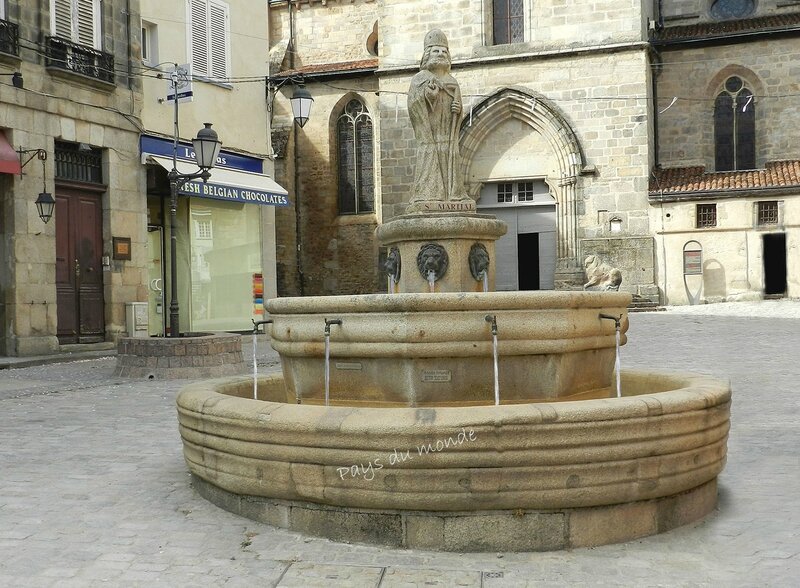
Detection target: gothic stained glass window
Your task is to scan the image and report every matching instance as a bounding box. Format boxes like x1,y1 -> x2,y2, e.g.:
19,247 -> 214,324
714,76 -> 755,172
337,100 -> 375,215
493,0 -> 524,45
710,0 -> 755,21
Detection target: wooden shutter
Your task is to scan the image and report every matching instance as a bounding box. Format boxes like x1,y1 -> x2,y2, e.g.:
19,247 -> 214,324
51,0 -> 99,47
190,0 -> 209,77
52,0 -> 74,40
208,1 -> 229,80
76,0 -> 99,48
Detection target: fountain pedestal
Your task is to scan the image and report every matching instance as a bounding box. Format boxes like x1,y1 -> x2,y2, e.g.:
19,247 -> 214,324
376,214 -> 506,293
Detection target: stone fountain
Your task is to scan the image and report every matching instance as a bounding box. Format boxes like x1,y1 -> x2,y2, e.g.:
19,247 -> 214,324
176,30 -> 730,551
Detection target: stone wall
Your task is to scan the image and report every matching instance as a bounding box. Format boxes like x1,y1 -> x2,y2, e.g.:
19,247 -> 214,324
273,82 -> 383,296
378,48 -> 653,259
269,0 -> 379,68
656,38 -> 800,170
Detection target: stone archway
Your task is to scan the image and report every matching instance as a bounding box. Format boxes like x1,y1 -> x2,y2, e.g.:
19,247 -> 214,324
460,88 -> 585,284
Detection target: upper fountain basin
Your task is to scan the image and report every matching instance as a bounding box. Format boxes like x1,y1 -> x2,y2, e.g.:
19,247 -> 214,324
266,290 -> 631,405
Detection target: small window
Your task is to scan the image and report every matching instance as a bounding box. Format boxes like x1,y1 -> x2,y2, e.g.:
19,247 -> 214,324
188,0 -> 230,80
756,201 -> 780,226
497,183 -> 513,203
141,20 -> 159,65
337,100 -> 375,215
492,180 -> 550,205
518,181 -> 535,202
195,219 -> 213,239
493,0 -> 524,45
696,203 -> 717,228
54,141 -> 103,184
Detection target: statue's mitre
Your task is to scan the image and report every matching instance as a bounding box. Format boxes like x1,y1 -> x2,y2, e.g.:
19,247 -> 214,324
424,29 -> 449,48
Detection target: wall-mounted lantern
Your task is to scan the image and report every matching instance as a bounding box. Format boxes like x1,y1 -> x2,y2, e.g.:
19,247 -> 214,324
35,191 -> 55,223
267,76 -> 314,128
17,148 -> 53,223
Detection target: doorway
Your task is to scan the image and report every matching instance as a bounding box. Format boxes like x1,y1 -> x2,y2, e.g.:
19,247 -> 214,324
763,233 -> 787,296
55,188 -> 105,343
517,233 -> 540,290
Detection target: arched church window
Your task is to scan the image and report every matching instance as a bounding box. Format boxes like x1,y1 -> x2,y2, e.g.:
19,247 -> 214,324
493,0 -> 524,45
337,99 -> 375,215
710,0 -> 755,21
714,76 -> 755,171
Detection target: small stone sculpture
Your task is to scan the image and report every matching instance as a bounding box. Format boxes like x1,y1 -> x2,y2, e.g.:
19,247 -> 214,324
583,255 -> 623,291
385,247 -> 401,283
468,243 -> 490,281
407,29 -> 470,207
417,243 -> 449,282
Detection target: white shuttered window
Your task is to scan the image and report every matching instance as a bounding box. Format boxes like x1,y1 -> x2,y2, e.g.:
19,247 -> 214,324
188,0 -> 229,80
51,0 -> 102,49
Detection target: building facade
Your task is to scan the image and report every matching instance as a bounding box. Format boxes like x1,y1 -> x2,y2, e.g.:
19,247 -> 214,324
139,0 -> 282,336
269,0 -> 800,305
0,0 -> 282,356
650,1 -> 800,304
0,0 -> 145,355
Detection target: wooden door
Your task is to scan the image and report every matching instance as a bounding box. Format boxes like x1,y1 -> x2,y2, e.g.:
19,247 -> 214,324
56,188 -> 105,343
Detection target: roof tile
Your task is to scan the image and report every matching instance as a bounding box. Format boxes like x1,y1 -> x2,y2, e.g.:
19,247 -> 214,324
650,161 -> 800,194
274,59 -> 379,78
653,12 -> 800,42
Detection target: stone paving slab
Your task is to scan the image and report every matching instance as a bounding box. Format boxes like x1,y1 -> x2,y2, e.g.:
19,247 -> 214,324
0,309 -> 798,586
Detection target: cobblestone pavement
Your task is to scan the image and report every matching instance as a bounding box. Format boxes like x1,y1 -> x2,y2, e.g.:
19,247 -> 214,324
0,306 -> 798,587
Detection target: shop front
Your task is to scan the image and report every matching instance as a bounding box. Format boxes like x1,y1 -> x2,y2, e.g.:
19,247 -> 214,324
141,136 -> 287,335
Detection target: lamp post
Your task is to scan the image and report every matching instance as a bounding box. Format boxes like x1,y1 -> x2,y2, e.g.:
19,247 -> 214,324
167,123 -> 222,337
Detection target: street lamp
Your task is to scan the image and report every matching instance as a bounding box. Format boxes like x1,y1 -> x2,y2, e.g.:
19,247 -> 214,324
267,76 -> 314,127
290,84 -> 313,128
167,123 -> 222,337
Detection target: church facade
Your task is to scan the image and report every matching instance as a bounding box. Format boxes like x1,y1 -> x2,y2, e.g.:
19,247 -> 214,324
269,0 -> 800,305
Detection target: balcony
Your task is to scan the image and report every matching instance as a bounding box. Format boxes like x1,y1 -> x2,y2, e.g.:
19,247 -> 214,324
0,19 -> 19,57
45,36 -> 114,85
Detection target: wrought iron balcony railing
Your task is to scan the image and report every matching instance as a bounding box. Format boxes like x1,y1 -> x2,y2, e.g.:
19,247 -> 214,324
45,36 -> 114,84
0,19 -> 19,57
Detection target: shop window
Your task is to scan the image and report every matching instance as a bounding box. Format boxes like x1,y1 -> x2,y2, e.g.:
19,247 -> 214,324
710,0 -> 755,21
696,203 -> 717,228
493,0 -> 524,45
756,201 -> 780,227
714,76 -> 755,171
337,99 -> 375,215
51,0 -> 102,49
188,0 -> 230,80
188,200 -> 262,331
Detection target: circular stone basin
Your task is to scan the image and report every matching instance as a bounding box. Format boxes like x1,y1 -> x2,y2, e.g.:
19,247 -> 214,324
115,332 -> 245,379
176,370 -> 730,551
